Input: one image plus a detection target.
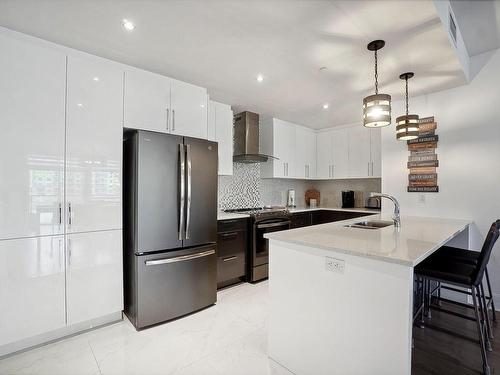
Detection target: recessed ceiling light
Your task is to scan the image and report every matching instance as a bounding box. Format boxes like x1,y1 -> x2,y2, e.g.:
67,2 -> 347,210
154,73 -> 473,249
256,74 -> 264,82
77,103 -> 83,107
93,77 -> 100,82
122,19 -> 135,31
323,103 -> 329,109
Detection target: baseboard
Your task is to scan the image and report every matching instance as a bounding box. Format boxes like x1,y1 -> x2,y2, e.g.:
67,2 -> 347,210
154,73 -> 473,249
0,311 -> 123,359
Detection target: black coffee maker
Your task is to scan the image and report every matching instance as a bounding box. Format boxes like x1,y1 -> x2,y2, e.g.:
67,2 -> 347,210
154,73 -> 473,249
342,190 -> 355,208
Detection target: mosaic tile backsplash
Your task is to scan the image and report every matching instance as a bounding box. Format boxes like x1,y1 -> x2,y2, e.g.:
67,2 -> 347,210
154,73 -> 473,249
218,163 -> 381,210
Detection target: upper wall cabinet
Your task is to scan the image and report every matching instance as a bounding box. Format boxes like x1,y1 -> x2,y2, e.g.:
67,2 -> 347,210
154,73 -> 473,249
316,126 -> 380,180
370,128 -> 382,177
316,128 -> 349,179
66,54 -> 124,234
208,100 -> 233,175
295,126 -> 316,179
0,33 -> 66,240
123,70 -> 208,139
348,126 -> 371,178
123,69 -> 170,133
170,79 -> 208,139
260,118 -> 296,179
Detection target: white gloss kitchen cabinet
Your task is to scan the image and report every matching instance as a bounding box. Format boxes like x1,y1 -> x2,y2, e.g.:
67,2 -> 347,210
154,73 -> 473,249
0,29 -> 123,356
208,100 -> 234,175
0,31 -> 66,240
0,236 -> 66,347
123,68 -> 208,139
295,126 -> 316,179
316,128 -> 349,179
316,126 -> 380,179
66,230 -> 123,325
66,54 -> 123,233
260,118 -> 296,178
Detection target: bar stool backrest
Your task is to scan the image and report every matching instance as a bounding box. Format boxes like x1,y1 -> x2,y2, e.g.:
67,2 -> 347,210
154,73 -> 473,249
472,222 -> 500,286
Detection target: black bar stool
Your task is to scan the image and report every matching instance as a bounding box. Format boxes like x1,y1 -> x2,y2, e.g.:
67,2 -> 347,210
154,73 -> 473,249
415,222 -> 499,375
429,219 -> 500,324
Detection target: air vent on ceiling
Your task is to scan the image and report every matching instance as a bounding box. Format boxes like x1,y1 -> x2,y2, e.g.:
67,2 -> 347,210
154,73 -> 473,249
449,8 -> 457,46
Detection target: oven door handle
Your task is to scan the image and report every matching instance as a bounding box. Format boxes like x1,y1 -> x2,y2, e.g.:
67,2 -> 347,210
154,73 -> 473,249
257,221 -> 291,229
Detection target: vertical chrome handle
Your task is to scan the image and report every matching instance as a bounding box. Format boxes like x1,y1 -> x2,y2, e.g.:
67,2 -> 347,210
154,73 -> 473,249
186,144 -> 192,240
305,165 -> 307,178
332,164 -> 334,178
286,162 -> 288,176
58,203 -> 62,225
68,202 -> 72,227
67,238 -> 72,266
172,109 -> 176,132
179,144 -> 185,240
367,162 -> 370,176
371,161 -> 374,176
283,163 -> 286,177
166,108 -> 170,131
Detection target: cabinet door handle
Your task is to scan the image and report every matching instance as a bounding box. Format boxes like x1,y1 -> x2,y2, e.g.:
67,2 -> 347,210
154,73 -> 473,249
332,165 -> 334,178
283,163 -> 286,176
58,203 -> 62,225
67,238 -> 72,266
172,109 -> 176,131
367,162 -> 370,176
68,202 -> 72,228
222,256 -> 238,262
221,232 -> 238,239
166,108 -> 170,131
371,161 -> 374,176
286,162 -> 289,176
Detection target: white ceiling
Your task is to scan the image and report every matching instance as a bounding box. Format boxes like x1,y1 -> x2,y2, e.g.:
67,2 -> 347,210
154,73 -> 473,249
450,0 -> 500,57
0,0 -> 467,129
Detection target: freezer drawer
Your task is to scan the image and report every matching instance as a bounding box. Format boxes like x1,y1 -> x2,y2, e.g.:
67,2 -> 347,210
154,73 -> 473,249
132,244 -> 216,329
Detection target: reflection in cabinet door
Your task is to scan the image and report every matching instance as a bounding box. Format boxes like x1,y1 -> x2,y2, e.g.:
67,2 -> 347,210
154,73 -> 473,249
66,230 -> 123,325
0,236 -> 66,347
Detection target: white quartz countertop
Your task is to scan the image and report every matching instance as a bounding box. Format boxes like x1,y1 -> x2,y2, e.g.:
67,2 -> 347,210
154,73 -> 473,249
287,206 -> 381,214
265,214 -> 472,266
217,212 -> 250,221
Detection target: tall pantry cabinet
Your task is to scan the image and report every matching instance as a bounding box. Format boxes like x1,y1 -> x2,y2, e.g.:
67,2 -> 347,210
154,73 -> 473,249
0,31 -> 123,351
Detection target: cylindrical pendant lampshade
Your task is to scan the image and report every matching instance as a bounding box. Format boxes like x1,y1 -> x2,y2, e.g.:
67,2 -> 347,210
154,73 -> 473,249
363,93 -> 391,128
396,114 -> 419,140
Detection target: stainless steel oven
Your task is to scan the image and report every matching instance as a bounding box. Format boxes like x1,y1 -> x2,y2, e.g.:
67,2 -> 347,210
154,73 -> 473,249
251,215 -> 290,282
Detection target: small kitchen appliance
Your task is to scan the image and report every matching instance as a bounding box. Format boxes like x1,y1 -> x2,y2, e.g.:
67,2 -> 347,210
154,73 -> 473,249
366,195 -> 381,209
342,190 -> 355,208
287,189 -> 296,207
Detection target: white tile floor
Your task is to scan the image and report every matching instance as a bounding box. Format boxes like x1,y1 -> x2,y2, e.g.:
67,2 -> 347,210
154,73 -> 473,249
0,281 -> 294,375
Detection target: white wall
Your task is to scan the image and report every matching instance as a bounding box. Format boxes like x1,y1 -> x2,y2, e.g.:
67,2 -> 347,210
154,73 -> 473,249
381,48 -> 500,306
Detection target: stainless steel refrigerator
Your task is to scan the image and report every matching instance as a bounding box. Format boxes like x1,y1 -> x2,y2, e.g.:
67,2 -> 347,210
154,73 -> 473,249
123,129 -> 218,330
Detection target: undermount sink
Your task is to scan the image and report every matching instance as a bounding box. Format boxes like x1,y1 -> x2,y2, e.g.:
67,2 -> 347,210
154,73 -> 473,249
345,220 -> 394,229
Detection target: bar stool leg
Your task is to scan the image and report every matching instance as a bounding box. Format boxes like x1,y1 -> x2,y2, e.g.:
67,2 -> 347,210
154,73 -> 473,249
472,286 -> 491,375
426,279 -> 432,319
420,277 -> 425,327
480,283 -> 494,342
485,268 -> 496,321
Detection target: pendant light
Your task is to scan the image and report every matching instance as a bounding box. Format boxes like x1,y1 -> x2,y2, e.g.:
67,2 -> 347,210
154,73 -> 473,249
363,40 -> 391,128
396,72 -> 419,140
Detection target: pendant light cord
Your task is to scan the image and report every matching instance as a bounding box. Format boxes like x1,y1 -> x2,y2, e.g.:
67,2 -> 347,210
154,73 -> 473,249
405,76 -> 409,116
374,50 -> 378,95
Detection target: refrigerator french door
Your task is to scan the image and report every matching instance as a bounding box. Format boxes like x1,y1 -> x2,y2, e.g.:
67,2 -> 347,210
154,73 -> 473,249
123,129 -> 218,329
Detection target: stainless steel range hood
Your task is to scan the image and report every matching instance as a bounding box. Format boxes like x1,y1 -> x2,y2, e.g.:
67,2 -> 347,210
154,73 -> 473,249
233,111 -> 276,163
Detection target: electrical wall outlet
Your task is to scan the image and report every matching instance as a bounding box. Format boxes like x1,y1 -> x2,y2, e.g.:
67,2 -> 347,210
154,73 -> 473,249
325,257 -> 345,273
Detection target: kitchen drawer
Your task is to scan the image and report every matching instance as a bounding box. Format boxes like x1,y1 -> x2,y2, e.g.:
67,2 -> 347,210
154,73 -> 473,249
290,212 -> 311,228
217,218 -> 248,233
217,229 -> 247,258
217,251 -> 246,287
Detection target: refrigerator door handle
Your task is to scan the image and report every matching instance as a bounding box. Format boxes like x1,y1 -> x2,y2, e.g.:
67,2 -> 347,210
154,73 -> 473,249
179,144 -> 186,240
145,249 -> 215,266
185,144 -> 192,240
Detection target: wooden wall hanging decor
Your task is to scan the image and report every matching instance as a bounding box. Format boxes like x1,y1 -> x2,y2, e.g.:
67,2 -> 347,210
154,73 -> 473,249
407,117 -> 439,192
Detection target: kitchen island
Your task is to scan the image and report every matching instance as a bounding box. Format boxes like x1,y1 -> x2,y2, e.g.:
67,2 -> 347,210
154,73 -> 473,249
265,214 -> 471,375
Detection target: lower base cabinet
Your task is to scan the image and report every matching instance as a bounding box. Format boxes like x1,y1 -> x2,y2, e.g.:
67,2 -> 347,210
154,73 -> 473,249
0,236 -> 66,346
66,230 -> 123,325
217,219 -> 248,288
310,210 -> 371,225
0,230 -> 123,350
